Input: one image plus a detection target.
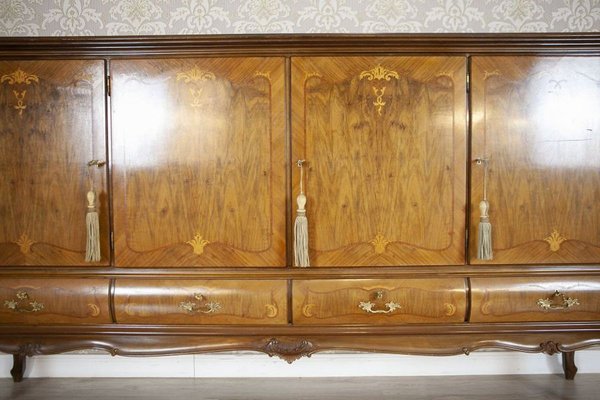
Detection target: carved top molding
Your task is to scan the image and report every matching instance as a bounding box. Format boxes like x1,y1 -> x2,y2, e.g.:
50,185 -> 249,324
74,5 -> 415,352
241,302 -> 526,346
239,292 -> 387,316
1,34 -> 600,57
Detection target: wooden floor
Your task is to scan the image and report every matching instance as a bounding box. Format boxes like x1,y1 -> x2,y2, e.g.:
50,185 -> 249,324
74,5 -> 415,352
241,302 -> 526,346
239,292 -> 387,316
1,375 -> 600,400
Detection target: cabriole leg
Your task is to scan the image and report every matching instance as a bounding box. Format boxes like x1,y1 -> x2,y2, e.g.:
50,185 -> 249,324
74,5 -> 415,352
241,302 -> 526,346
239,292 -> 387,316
10,354 -> 26,383
562,351 -> 577,380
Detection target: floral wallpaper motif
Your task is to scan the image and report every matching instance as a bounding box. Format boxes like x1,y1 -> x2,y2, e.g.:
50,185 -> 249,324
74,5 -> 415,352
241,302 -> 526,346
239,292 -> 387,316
0,0 -> 599,36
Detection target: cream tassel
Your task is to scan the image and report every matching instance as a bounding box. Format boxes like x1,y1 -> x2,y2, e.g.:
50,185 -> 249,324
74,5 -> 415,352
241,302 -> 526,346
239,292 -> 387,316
477,159 -> 493,260
85,190 -> 101,262
294,160 -> 310,267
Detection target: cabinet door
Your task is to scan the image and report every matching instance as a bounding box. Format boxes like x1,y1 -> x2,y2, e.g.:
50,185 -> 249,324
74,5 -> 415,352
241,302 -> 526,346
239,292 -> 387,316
112,58 -> 286,267
471,57 -> 600,264
0,60 -> 108,266
292,57 -> 466,266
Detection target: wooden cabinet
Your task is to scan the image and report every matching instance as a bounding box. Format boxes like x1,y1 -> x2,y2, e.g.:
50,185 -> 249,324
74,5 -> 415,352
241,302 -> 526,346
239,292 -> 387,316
470,56 -> 600,264
293,279 -> 467,325
0,60 -> 108,265
1,35 -> 600,382
111,57 -> 286,267
292,57 -> 467,266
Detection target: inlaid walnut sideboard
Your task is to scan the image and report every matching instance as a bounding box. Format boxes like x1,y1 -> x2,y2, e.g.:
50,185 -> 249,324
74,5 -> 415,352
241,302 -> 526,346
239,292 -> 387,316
1,34 -> 600,382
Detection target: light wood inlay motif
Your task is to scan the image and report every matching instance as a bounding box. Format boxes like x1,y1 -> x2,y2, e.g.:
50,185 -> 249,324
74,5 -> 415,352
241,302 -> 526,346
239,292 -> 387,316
111,57 -> 286,267
370,233 -> 390,254
0,60 -> 109,266
1,68 -> 39,116
13,233 -> 35,255
544,229 -> 567,252
292,56 -> 466,266
470,56 -> 600,264
293,279 -> 467,325
186,233 -> 210,256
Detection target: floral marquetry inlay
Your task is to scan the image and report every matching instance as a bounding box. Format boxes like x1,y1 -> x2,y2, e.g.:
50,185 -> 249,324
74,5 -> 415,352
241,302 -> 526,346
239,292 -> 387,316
254,71 -> 271,81
370,233 -> 391,254
176,67 -> 216,83
359,65 -> 399,116
544,229 -> 567,252
1,68 -> 39,116
176,67 -> 216,108
14,233 -> 35,254
359,65 -> 400,81
4,290 -> 44,313
186,233 -> 210,256
1,68 -> 39,85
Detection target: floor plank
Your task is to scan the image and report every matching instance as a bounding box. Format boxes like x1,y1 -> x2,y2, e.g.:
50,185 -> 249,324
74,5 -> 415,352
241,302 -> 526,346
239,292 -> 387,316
1,375 -> 599,400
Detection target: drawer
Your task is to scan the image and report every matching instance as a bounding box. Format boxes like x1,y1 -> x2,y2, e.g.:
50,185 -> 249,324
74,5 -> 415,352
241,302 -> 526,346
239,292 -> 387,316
470,277 -> 600,322
0,278 -> 111,325
293,279 -> 467,325
114,279 -> 288,325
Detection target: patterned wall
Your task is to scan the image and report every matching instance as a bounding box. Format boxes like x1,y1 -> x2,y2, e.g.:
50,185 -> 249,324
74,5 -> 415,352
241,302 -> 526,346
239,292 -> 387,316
1,0 -> 599,36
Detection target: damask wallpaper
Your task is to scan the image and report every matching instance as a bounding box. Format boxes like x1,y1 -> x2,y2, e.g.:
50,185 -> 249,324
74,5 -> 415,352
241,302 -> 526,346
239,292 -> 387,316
1,0 -> 599,36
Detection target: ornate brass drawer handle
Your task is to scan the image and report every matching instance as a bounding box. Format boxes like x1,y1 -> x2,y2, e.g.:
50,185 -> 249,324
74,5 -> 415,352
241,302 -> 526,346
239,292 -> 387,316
3,290 -> 44,313
179,293 -> 221,314
537,290 -> 580,310
358,301 -> 401,314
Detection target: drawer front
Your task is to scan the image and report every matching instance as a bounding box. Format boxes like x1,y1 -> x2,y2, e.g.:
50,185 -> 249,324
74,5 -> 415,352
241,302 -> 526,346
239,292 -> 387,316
293,279 -> 467,325
114,279 -> 288,325
470,277 -> 600,322
0,279 -> 111,325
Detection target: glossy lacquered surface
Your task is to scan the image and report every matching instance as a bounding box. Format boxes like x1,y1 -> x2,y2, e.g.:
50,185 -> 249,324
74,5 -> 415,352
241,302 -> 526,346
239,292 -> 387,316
470,276 -> 600,322
111,57 -> 286,267
292,57 -> 466,266
114,279 -> 288,324
470,56 -> 600,265
1,35 -> 600,381
293,279 -> 467,325
0,60 -> 108,266
0,278 -> 111,325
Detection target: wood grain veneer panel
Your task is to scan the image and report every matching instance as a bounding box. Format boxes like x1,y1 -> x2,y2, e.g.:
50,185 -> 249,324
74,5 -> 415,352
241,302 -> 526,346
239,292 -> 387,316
0,60 -> 108,265
470,56 -> 600,264
293,279 -> 467,325
471,277 -> 600,322
111,58 -> 286,267
114,279 -> 287,325
292,57 -> 467,266
0,278 -> 111,325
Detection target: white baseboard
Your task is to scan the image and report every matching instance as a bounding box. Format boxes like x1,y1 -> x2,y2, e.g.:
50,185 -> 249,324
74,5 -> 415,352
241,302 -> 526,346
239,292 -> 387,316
1,350 -> 599,378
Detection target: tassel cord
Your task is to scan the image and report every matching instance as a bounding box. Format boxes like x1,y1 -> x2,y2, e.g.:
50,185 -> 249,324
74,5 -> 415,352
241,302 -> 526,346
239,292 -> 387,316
294,160 -> 310,267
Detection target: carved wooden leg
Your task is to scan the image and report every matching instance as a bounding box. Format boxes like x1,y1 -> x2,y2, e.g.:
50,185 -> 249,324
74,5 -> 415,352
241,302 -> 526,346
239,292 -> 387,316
10,354 -> 26,383
562,351 -> 577,380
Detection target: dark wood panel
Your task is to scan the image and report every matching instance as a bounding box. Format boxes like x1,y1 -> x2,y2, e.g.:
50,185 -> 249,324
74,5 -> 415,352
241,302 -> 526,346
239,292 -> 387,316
471,277 -> 600,323
114,279 -> 287,325
0,60 -> 109,266
292,56 -> 466,266
293,279 -> 467,325
111,57 -> 286,267
2,34 -> 600,58
470,56 -> 600,264
0,278 -> 111,324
